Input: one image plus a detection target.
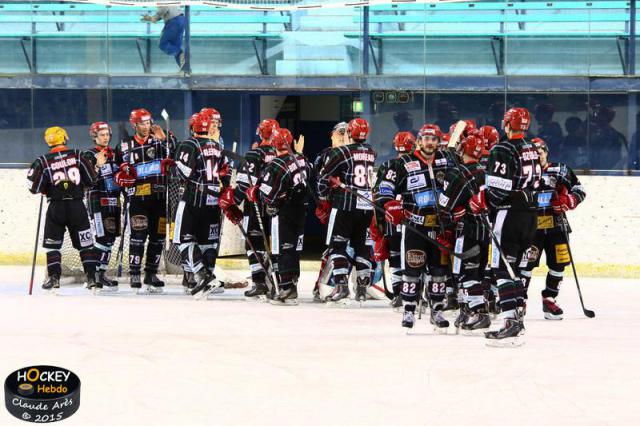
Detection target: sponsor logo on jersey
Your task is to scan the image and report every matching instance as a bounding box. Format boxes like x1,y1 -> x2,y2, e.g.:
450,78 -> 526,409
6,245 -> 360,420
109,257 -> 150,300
135,183 -> 152,196
435,158 -> 448,166
437,192 -> 449,207
356,190 -> 373,210
555,243 -> 570,264
99,197 -> 118,207
406,212 -> 424,225
260,183 -> 273,195
135,160 -> 161,178
537,215 -> 554,230
407,174 -> 427,191
176,162 -> 192,178
486,175 -> 513,191
104,217 -> 117,234
527,245 -> 541,262
414,190 -> 436,207
78,229 -> 93,247
205,195 -> 219,206
264,154 -> 276,163
405,249 -> 426,268
296,235 -> 304,251
147,147 -> 156,158
208,224 -> 220,240
404,161 -> 421,172
130,215 -> 148,230
378,184 -> 394,196
436,170 -> 445,184
537,191 -> 553,207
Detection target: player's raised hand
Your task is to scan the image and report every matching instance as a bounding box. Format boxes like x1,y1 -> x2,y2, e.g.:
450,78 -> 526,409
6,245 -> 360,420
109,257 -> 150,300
151,124 -> 166,141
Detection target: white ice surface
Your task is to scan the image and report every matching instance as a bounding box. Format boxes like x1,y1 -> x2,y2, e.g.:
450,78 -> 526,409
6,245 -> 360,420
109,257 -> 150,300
0,265 -> 637,426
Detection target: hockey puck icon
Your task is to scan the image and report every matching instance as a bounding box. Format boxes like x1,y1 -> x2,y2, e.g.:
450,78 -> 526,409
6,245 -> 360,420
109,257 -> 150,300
5,365 -> 81,423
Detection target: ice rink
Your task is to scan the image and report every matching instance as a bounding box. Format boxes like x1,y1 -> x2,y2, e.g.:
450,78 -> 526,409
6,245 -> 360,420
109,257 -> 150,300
0,265 -> 637,425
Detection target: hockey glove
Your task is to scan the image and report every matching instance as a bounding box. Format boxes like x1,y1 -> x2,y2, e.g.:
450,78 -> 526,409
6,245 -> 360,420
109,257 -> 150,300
373,237 -> 389,262
469,189 -> 487,214
328,176 -> 342,189
369,218 -> 384,243
384,200 -> 405,226
114,171 -> 136,188
224,205 -> 243,225
436,230 -> 454,254
219,186 -> 237,211
119,162 -> 136,177
315,199 -> 331,225
452,205 -> 466,222
218,162 -> 231,178
160,158 -> 176,175
551,186 -> 578,214
246,185 -> 260,203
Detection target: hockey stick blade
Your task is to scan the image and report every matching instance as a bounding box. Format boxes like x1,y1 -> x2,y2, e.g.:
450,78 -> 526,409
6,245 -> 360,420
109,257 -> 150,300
448,120 -> 467,149
161,109 -> 169,121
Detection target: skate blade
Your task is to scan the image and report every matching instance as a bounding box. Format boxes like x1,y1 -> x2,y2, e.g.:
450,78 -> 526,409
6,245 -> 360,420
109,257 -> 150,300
145,287 -> 164,295
431,326 -> 449,335
485,336 -> 525,348
44,289 -> 59,296
269,298 -> 299,306
325,299 -> 352,308
460,328 -> 488,337
543,313 -> 563,321
100,286 -> 119,294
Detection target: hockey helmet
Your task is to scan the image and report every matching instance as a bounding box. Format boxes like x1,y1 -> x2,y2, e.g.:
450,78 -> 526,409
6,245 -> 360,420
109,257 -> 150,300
531,137 -> 548,152
393,131 -> 416,153
348,118 -> 370,142
44,126 -> 69,147
502,107 -> 531,132
89,122 -> 112,139
478,125 -> 499,149
129,108 -> 152,128
459,131 -> 486,160
270,130 -> 290,151
418,124 -> 442,139
257,119 -> 280,141
200,107 -> 222,127
190,112 -> 212,135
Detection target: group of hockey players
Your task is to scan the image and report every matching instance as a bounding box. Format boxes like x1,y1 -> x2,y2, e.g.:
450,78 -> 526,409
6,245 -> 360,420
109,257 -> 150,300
27,105 -> 586,343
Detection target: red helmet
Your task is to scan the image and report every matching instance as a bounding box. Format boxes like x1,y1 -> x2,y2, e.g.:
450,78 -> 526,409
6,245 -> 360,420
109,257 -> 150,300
190,112 -> 212,135
89,122 -> 111,139
348,118 -> 370,141
393,131 -> 415,153
270,130 -> 290,151
460,132 -> 486,160
279,128 -> 294,146
502,107 -> 531,132
419,124 -> 442,139
257,119 -> 280,141
200,107 -> 222,127
440,133 -> 451,148
449,120 -> 476,139
129,108 -> 152,128
531,137 -> 548,151
478,125 -> 499,149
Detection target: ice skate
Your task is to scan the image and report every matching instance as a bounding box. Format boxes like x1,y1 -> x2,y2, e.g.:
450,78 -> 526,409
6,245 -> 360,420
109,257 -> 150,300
130,274 -> 142,294
201,276 -> 225,300
190,269 -> 215,299
442,291 -> 459,311
244,281 -> 269,300
402,306 -> 416,331
454,304 -> 470,332
312,286 -> 323,303
461,312 -> 491,335
144,272 -> 165,294
97,271 -> 118,292
325,283 -> 350,307
182,272 -> 196,294
42,275 -> 60,295
84,272 -> 102,294
355,276 -> 369,306
430,306 -> 450,334
542,297 -> 564,320
485,315 -> 525,347
270,284 -> 299,306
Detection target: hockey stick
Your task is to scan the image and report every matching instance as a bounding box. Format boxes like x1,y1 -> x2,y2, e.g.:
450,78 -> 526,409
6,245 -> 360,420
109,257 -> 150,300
160,109 -> 172,254
426,161 -> 447,236
560,213 -> 595,318
448,120 -> 467,149
28,195 -> 44,295
332,182 -> 478,260
116,122 -> 131,278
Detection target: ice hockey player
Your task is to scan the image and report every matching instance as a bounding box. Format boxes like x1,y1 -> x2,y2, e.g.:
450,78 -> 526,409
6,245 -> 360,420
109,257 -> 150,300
246,129 -> 310,304
371,131 -> 416,309
172,111 -> 232,296
317,118 -> 377,304
84,122 -> 121,290
114,108 -> 176,293
229,118 -> 279,299
438,131 -> 491,331
519,137 -> 586,320
376,124 -> 455,330
470,107 -> 541,342
311,121 -> 348,301
27,126 -> 102,292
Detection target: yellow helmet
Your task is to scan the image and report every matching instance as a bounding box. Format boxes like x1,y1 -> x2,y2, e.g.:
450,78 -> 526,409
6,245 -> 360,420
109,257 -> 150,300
44,126 -> 69,147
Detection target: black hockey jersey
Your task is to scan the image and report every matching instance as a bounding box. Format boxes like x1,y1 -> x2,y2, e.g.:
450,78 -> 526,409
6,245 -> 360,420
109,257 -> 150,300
486,136 -> 541,211
535,161 -> 586,235
317,143 -> 377,211
234,142 -> 276,205
83,147 -> 121,213
372,156 -> 405,236
27,146 -> 97,201
375,150 -> 454,230
114,133 -> 176,200
174,136 -> 232,208
259,152 -> 310,210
